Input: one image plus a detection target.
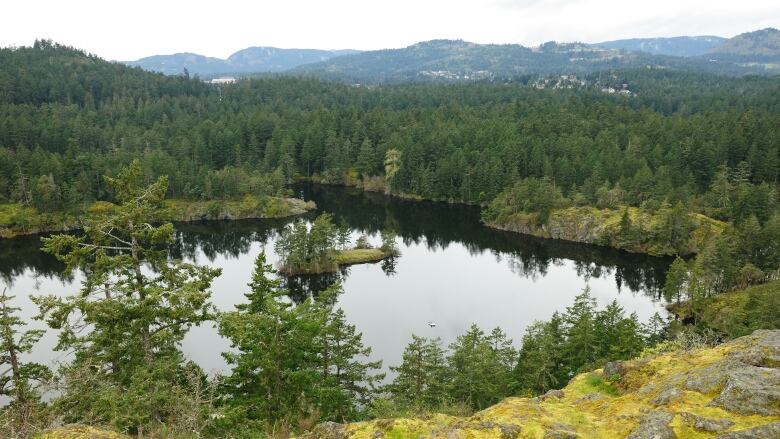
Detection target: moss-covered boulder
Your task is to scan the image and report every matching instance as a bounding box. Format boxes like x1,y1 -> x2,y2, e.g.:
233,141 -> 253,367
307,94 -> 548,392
302,330 -> 780,438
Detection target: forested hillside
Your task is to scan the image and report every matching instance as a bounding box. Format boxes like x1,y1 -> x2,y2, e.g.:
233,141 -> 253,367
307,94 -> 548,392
2,39 -> 780,438
2,40 -> 779,284
2,41 -> 779,206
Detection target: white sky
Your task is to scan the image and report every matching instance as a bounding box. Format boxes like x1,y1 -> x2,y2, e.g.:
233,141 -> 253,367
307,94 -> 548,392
2,0 -> 779,61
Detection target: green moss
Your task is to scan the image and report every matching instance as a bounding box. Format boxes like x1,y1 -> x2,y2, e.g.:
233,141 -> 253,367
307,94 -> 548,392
321,331 -> 780,438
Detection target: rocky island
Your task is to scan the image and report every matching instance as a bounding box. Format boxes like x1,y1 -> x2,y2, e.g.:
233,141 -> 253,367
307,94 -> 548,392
275,213 -> 399,276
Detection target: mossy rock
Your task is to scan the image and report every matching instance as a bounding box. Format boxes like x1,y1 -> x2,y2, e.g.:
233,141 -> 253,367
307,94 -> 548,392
34,425 -> 129,439
302,330 -> 780,438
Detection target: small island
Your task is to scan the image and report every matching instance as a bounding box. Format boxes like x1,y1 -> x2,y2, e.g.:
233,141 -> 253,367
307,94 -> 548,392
274,213 -> 399,275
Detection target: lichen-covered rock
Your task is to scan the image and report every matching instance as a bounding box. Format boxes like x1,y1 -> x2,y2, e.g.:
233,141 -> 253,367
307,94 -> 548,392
680,412 -> 734,432
542,423 -> 577,439
684,363 -> 730,394
34,425 -> 129,439
714,422 -> 780,438
651,387 -> 684,406
603,361 -> 625,379
533,389 -> 564,402
498,423 -> 522,439
303,330 -> 780,439
710,365 -> 780,416
626,411 -> 675,439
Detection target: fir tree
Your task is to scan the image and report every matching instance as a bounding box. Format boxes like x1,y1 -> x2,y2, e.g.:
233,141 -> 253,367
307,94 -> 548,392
32,161 -> 221,433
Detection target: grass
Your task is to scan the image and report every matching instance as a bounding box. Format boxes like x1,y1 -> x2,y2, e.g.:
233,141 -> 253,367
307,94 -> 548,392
334,248 -> 389,265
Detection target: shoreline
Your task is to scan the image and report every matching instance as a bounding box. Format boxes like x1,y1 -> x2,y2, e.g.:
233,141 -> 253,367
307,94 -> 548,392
0,196 -> 316,239
301,177 -> 724,257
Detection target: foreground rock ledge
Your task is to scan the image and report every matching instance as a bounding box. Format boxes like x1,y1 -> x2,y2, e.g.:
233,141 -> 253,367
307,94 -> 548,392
302,330 -> 780,439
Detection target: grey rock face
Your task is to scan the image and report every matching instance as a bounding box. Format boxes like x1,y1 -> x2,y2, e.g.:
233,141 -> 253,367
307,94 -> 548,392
679,412 -> 734,432
714,422 -> 780,438
626,411 -> 676,439
537,389 -> 565,401
498,423 -> 522,439
603,361 -> 625,379
710,365 -> 780,416
685,364 -> 730,394
651,387 -> 684,406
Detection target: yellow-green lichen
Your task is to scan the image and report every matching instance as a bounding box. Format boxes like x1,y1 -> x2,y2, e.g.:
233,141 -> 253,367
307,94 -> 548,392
305,330 -> 780,439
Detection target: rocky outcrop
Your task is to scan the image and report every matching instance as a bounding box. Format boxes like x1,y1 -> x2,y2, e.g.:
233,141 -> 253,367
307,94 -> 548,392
302,330 -> 780,438
485,206 -> 725,256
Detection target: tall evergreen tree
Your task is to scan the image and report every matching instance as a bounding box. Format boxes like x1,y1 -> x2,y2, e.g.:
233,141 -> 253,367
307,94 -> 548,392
390,336 -> 449,408
0,288 -> 50,434
33,161 -> 221,433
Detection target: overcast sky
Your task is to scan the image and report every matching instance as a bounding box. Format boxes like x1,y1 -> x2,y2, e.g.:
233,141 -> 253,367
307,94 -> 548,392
2,0 -> 779,61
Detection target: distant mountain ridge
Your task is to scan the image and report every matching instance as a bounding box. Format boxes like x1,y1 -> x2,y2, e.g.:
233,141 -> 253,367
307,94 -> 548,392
593,36 -> 726,57
292,38 -> 770,83
124,28 -> 780,80
709,28 -> 780,60
125,47 -> 360,76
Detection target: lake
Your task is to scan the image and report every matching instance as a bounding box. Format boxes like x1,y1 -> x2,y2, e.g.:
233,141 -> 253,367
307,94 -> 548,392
0,183 -> 671,377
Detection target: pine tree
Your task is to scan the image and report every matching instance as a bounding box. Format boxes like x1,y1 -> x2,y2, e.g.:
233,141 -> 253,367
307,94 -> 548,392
219,252 -> 320,430
448,324 -> 515,410
221,255 -> 380,428
384,149 -> 402,188
390,335 -> 448,408
514,315 -> 565,394
663,257 -> 689,304
562,289 -> 598,372
33,161 -> 221,433
316,307 -> 383,421
356,138 -> 377,177
0,288 -> 50,433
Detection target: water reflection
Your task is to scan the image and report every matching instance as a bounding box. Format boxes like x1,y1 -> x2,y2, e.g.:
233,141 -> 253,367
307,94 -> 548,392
0,184 -> 669,297
293,183 -> 669,297
0,184 -> 670,374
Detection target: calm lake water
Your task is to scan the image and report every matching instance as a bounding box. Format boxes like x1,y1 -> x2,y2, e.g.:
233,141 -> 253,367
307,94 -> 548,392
0,184 -> 671,376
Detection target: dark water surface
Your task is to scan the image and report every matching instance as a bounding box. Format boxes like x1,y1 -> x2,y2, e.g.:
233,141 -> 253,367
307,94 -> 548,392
0,184 -> 670,375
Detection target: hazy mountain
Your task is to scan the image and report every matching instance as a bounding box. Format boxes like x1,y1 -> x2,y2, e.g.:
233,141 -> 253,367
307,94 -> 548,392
125,47 -> 360,76
593,36 -> 726,57
124,29 -> 780,81
709,28 -> 780,60
292,39 -> 764,83
125,53 -> 230,76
